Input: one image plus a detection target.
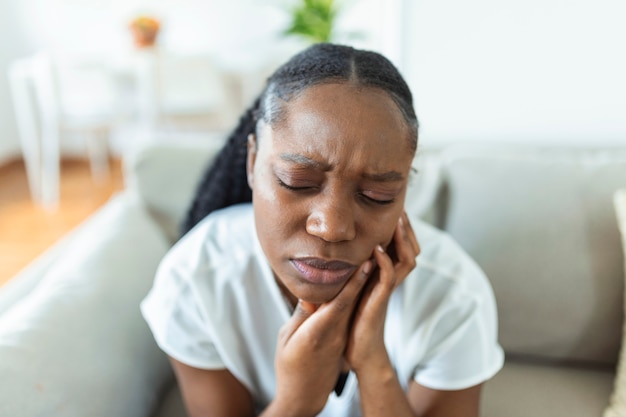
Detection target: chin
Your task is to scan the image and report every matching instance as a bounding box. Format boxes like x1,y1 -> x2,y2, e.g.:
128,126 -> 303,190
292,283 -> 343,306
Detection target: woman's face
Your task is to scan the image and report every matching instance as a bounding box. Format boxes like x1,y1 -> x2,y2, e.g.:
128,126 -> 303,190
247,83 -> 415,306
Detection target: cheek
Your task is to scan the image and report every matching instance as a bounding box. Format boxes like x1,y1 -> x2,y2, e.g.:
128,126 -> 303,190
378,219 -> 399,248
252,165 -> 307,229
253,200 -> 283,271
367,208 -> 403,249
252,184 -> 300,251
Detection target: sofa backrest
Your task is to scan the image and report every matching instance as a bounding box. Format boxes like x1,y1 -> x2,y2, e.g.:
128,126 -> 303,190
440,145 -> 626,365
124,138 -> 224,243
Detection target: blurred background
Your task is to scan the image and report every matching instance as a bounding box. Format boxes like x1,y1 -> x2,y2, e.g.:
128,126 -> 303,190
0,0 -> 407,164
0,0 -> 624,283
1,0 -> 625,161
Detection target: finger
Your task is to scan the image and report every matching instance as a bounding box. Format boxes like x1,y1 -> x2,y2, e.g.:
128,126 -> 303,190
373,244 -> 396,290
279,299 -> 318,342
393,216 -> 419,277
380,224 -> 413,290
394,220 -> 415,264
401,212 -> 421,256
317,260 -> 372,321
280,261 -> 372,341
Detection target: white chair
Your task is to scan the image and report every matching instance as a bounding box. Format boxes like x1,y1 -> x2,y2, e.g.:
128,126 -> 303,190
7,52 -> 118,210
132,49 -> 239,138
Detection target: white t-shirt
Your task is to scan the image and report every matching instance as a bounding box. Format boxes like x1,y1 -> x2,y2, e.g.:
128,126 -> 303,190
141,204 -> 504,416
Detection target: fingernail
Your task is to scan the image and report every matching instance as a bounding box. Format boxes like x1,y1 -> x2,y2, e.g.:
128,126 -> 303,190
376,244 -> 385,253
362,260 -> 372,275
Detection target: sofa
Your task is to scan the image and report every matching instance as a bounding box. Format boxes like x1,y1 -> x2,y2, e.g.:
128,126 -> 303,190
0,137 -> 625,417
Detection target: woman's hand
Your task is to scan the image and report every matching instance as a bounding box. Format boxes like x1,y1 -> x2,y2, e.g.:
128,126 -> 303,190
266,212 -> 419,417
268,261 -> 371,417
345,211 -> 421,375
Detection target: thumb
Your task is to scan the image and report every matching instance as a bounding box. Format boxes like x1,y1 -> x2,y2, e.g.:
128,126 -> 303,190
299,300 -> 318,314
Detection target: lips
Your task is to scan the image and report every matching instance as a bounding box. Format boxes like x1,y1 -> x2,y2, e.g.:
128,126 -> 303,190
291,257 -> 357,285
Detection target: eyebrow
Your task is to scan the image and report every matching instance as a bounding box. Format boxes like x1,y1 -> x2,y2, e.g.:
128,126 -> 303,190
279,153 -> 331,170
279,153 -> 405,182
362,171 -> 405,182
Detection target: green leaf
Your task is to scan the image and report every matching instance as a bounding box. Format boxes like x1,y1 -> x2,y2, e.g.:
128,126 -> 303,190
283,0 -> 337,43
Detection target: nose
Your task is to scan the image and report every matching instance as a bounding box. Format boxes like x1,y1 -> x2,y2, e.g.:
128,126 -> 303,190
306,195 -> 356,242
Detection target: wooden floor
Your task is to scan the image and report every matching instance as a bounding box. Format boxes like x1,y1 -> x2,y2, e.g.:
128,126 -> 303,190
0,158 -> 125,287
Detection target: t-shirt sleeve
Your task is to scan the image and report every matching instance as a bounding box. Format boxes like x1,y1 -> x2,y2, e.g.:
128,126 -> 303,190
397,225 -> 504,391
411,295 -> 504,390
140,258 -> 225,370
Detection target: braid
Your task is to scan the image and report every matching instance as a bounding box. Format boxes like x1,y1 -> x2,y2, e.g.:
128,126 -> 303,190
180,43 -> 419,238
180,97 -> 259,235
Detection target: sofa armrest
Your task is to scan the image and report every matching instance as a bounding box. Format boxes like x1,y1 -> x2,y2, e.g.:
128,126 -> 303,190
0,192 -> 174,417
0,192 -> 136,315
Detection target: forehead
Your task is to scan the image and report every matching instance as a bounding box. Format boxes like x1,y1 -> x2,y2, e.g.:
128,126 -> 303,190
259,83 -> 413,163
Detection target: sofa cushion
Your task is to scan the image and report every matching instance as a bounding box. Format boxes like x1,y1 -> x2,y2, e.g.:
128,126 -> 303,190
125,137 -> 225,243
405,146 -> 446,226
482,360 -> 613,417
152,382 -> 188,417
442,146 -> 626,364
604,189 -> 626,417
0,194 -> 173,417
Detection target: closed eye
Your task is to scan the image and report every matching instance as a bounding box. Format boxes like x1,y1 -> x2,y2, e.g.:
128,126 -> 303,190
276,178 -> 315,191
277,176 -> 395,205
360,193 -> 395,206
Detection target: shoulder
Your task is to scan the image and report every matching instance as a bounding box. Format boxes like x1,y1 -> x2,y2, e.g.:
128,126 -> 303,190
184,203 -> 255,252
397,215 -> 498,334
158,203 -> 258,288
388,216 -> 503,390
141,204 -> 266,371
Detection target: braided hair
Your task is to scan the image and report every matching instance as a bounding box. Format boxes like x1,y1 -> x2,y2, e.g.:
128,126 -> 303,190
181,43 -> 418,236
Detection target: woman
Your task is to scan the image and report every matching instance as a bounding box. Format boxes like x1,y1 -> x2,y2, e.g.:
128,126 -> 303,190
142,43 -> 503,416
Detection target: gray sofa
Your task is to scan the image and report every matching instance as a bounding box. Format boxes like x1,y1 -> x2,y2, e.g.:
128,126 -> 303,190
0,138 -> 625,417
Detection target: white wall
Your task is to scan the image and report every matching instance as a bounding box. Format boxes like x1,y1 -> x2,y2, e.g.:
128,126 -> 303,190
1,0 -> 624,165
403,0 -> 626,147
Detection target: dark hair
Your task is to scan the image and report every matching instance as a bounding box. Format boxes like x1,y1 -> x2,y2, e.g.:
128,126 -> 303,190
181,43 -> 418,235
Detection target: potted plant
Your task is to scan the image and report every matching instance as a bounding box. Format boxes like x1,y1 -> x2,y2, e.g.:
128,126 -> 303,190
283,0 -> 337,43
129,16 -> 161,48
